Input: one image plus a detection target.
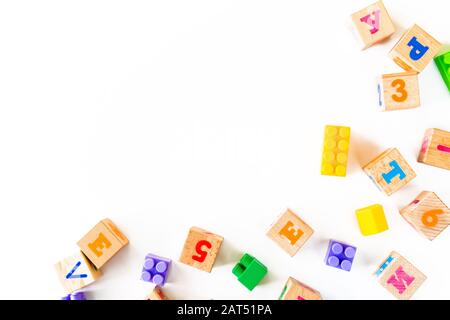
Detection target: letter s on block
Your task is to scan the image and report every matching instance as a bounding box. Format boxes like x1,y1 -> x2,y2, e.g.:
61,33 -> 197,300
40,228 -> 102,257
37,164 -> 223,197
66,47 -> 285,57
279,221 -> 304,245
192,240 -> 212,263
88,232 -> 112,257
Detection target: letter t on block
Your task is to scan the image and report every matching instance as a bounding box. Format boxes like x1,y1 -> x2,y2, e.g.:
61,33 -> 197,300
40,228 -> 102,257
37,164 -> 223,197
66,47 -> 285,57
77,219 -> 129,269
267,209 -> 314,257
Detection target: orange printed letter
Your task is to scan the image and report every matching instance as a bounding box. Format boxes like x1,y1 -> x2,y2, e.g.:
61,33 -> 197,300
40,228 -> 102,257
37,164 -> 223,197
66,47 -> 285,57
88,232 -> 112,257
279,221 -> 304,245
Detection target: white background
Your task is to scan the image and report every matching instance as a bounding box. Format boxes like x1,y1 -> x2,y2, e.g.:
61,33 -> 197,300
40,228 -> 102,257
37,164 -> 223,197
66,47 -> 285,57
0,0 -> 449,300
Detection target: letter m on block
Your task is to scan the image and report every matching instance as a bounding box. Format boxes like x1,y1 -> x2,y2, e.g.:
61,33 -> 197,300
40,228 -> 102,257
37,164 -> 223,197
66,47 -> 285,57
386,266 -> 415,294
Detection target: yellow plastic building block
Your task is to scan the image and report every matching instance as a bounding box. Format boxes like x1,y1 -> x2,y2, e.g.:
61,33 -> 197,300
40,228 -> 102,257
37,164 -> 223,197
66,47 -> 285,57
355,204 -> 389,236
321,125 -> 351,177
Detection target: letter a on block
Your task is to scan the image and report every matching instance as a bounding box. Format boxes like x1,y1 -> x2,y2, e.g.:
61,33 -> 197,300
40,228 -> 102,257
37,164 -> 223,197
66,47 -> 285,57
407,37 -> 429,61
360,10 -> 380,34
387,266 -> 415,294
192,240 -> 212,263
279,221 -> 304,245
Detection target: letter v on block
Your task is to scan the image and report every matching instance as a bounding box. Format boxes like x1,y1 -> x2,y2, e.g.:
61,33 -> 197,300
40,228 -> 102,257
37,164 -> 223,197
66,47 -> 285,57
65,261 -> 88,279
360,10 -> 381,34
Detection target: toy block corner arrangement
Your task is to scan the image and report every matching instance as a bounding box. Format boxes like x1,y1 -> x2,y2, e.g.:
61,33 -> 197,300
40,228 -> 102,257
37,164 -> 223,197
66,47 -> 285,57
54,4 -> 449,300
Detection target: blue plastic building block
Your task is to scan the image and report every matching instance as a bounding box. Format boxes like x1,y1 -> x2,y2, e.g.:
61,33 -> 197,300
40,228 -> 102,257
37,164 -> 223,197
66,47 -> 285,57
325,240 -> 357,271
141,254 -> 171,286
61,291 -> 87,300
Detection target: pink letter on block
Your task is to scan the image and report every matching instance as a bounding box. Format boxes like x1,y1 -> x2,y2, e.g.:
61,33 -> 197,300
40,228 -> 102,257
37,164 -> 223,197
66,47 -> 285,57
360,10 -> 381,34
386,266 -> 415,294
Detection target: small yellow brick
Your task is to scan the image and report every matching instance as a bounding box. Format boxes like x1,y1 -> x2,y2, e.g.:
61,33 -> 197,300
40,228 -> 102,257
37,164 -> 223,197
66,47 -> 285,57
356,204 -> 389,236
321,125 -> 351,177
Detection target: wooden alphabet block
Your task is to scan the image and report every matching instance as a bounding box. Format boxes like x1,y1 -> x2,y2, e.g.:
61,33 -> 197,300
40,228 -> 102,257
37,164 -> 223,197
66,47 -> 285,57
400,191 -> 450,241
146,286 -> 169,300
434,50 -> 450,91
179,227 -> 223,273
389,24 -> 442,73
350,1 -> 395,49
363,148 -> 416,196
377,72 -> 420,111
418,128 -> 450,170
266,209 -> 314,257
279,277 -> 322,300
55,251 -> 102,294
375,251 -> 426,300
77,218 -> 129,269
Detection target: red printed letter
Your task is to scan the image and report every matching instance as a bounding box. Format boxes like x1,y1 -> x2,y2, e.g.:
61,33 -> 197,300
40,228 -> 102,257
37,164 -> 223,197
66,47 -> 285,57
192,240 -> 212,262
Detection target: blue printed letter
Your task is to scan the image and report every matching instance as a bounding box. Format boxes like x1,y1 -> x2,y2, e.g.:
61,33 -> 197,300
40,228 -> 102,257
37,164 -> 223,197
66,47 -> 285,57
407,37 -> 429,61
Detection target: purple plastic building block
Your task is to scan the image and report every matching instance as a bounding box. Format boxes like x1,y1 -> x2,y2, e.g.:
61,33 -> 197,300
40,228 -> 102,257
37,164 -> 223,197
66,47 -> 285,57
141,254 -> 171,286
325,240 -> 357,271
61,291 -> 87,300
71,292 -> 87,300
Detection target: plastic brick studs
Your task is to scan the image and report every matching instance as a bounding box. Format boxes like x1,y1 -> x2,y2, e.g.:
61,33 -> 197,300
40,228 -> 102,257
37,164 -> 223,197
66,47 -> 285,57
325,240 -> 357,272
141,254 -> 171,286
232,254 -> 268,291
321,125 -> 351,177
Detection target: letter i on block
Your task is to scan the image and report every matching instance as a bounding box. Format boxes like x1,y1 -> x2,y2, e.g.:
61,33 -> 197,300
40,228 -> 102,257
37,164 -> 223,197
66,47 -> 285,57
77,218 -> 129,269
390,24 -> 442,73
363,148 -> 416,196
377,72 -> 420,111
179,227 -> 224,272
418,128 -> 450,170
279,277 -> 322,300
55,251 -> 102,293
266,209 -> 313,257
400,191 -> 450,241
375,251 -> 426,300
321,125 -> 351,177
350,1 -> 395,49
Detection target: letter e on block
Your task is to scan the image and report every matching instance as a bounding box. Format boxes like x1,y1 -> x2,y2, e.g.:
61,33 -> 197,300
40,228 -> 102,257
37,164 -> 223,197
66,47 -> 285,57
77,218 -> 129,269
179,227 -> 224,273
267,209 -> 314,257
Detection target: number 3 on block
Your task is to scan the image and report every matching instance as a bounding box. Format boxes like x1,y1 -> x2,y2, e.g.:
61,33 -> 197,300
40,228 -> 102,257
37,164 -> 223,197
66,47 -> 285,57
391,79 -> 408,102
378,72 -> 420,111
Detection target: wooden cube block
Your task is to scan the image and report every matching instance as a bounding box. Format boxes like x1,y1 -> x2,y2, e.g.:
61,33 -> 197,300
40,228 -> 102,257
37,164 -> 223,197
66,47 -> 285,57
418,128 -> 450,170
179,227 -> 223,273
375,251 -> 426,300
321,125 -> 351,177
279,277 -> 322,300
350,1 -> 395,49
400,191 -> 450,241
77,218 -> 129,269
55,251 -> 102,294
146,286 -> 169,300
377,72 -> 420,111
389,24 -> 442,73
266,209 -> 314,257
363,148 -> 416,196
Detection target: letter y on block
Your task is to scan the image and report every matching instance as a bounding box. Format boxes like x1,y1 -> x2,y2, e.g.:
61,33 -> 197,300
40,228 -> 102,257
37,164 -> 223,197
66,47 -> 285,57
360,10 -> 380,34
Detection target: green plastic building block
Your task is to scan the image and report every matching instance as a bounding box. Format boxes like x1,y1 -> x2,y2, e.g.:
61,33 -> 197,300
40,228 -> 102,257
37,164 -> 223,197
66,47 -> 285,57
232,253 -> 267,291
434,50 -> 450,92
